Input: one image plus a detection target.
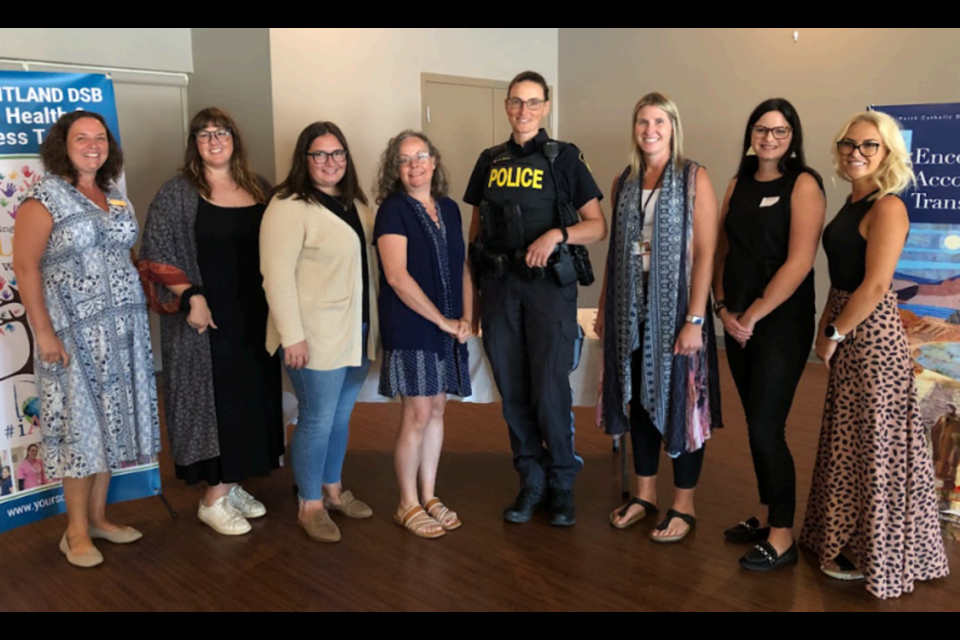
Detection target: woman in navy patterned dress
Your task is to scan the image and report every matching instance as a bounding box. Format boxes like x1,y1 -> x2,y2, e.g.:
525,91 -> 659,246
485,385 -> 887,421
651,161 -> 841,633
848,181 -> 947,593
374,131 -> 473,539
13,112 -> 160,568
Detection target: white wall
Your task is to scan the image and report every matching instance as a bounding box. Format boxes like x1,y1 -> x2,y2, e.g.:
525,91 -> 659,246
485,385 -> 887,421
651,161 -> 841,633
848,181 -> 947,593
0,29 -> 193,73
270,28 -> 558,189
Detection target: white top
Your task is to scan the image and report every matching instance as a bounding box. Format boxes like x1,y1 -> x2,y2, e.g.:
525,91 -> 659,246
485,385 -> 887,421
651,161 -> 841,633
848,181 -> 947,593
640,188 -> 661,272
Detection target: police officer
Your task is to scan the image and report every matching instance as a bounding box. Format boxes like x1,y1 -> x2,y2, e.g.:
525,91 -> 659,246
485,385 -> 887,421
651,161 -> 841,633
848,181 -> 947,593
464,71 -> 607,526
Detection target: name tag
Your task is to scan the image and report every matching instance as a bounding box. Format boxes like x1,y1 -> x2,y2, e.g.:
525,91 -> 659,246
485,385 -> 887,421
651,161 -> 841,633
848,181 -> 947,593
108,199 -> 128,207
760,196 -> 780,208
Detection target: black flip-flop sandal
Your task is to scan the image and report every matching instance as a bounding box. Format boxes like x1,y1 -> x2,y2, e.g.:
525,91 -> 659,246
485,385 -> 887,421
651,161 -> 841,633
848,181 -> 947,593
650,509 -> 697,544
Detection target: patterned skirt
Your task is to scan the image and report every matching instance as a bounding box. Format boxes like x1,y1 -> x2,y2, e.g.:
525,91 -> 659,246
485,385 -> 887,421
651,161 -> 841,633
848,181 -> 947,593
800,290 -> 950,599
379,336 -> 471,399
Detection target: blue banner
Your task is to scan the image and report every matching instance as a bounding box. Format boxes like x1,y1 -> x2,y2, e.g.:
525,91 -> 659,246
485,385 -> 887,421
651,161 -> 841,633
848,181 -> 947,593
0,465 -> 161,534
0,70 -> 159,535
874,102 -> 960,532
0,72 -> 120,154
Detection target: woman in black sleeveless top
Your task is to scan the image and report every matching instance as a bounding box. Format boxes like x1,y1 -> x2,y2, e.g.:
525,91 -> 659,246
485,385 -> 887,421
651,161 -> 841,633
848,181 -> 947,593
800,111 -> 948,598
713,99 -> 825,572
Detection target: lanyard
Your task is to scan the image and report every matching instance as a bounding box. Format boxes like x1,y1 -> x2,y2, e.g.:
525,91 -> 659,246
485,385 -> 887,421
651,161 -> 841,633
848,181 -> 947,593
639,168 -> 666,246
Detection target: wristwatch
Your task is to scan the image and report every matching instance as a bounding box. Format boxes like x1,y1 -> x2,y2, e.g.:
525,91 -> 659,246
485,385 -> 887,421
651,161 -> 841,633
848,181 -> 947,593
713,300 -> 726,317
686,315 -> 705,326
825,324 -> 845,343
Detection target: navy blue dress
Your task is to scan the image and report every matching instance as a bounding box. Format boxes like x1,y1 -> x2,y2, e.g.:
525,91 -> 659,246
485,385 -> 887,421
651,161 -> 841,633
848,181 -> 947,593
374,194 -> 471,398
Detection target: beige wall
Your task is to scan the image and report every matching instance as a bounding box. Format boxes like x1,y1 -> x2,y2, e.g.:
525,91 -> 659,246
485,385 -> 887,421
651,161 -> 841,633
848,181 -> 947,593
560,28 -> 960,309
270,28 -> 558,193
0,29 -> 193,73
190,28 -> 275,181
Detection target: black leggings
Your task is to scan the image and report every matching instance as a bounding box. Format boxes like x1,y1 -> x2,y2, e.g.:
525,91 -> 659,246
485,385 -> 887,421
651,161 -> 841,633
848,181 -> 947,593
630,351 -> 705,490
724,313 -> 814,529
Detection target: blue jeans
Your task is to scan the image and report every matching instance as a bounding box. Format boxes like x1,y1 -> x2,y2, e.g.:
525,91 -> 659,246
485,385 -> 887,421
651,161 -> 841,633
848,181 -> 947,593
284,340 -> 371,502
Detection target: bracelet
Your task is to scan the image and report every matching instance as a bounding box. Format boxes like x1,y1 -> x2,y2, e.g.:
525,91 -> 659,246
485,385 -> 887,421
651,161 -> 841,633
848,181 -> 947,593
713,300 -> 726,317
179,285 -> 206,314
559,227 -> 569,244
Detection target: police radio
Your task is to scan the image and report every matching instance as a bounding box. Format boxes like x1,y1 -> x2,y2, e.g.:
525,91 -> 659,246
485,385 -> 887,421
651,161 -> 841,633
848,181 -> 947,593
542,141 -> 596,287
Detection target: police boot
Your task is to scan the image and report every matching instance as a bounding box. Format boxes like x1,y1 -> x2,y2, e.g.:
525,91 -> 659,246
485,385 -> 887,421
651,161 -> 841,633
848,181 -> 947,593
503,485 -> 547,524
548,481 -> 576,527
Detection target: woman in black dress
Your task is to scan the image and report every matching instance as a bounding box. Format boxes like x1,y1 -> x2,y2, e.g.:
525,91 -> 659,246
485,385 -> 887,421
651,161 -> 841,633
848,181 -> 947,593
140,108 -> 283,537
713,98 -> 825,571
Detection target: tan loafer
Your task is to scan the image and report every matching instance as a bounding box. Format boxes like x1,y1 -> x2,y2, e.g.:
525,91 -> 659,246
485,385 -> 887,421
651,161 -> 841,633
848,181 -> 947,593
298,510 -> 341,543
325,490 -> 373,520
60,534 -> 104,568
89,526 -> 143,545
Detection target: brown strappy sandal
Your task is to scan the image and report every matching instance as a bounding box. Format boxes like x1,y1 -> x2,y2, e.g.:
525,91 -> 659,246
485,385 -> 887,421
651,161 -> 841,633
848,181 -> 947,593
424,498 -> 462,531
394,505 -> 446,539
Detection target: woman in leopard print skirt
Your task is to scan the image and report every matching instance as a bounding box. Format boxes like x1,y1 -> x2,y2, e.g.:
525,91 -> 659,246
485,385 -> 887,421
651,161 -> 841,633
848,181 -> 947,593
801,111 -> 949,599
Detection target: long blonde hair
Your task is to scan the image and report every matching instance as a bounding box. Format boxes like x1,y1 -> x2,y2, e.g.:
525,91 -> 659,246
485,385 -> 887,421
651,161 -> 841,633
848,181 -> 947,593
832,110 -> 915,200
628,92 -> 685,181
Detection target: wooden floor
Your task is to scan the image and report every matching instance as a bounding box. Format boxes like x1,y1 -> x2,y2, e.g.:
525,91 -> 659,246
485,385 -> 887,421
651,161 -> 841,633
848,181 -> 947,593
1,359 -> 957,611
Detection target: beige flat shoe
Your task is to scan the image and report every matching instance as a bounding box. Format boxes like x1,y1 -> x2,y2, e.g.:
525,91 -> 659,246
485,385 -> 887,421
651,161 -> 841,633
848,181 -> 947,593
324,490 -> 373,520
60,534 -> 104,569
299,510 -> 341,543
89,526 -> 143,545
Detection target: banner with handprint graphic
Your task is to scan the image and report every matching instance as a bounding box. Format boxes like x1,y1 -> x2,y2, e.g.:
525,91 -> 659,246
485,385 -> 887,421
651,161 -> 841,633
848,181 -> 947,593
0,71 -> 160,534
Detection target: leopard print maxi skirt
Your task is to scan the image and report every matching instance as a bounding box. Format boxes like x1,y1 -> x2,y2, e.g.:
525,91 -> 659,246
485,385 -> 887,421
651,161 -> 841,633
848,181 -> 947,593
800,290 -> 950,599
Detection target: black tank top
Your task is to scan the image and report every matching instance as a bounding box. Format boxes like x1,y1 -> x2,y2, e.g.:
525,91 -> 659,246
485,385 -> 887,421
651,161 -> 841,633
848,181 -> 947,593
823,193 -> 879,293
723,171 -> 816,318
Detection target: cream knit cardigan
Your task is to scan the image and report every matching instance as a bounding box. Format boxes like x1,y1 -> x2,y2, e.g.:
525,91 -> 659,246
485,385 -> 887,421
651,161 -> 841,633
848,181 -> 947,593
260,194 -> 379,371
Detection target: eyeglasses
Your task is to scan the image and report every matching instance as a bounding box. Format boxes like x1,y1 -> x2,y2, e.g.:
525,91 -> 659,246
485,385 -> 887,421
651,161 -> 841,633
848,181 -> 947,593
306,149 -> 348,164
752,125 -> 792,140
837,139 -> 882,157
398,151 -> 431,167
195,129 -> 232,143
506,98 -> 546,112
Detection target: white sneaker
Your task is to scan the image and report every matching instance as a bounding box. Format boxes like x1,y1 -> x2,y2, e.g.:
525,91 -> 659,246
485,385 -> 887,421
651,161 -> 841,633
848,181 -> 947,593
198,497 -> 252,536
228,485 -> 267,519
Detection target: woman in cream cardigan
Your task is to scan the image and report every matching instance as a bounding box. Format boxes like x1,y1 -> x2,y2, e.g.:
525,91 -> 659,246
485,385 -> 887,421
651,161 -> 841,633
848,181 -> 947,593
261,121 -> 379,544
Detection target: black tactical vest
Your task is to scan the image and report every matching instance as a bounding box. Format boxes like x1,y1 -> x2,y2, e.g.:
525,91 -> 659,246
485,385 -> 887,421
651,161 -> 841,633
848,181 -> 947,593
481,142 -> 559,253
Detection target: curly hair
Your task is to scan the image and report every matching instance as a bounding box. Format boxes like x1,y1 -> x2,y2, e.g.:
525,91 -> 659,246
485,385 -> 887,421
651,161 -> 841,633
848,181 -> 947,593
832,110 -> 916,200
40,111 -> 123,191
276,121 -> 368,207
375,130 -> 449,205
182,107 -> 267,203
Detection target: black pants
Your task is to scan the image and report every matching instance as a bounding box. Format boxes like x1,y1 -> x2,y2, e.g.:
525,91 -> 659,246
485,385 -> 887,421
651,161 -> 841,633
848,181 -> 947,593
481,273 -> 583,491
630,351 -> 704,490
724,313 -> 814,529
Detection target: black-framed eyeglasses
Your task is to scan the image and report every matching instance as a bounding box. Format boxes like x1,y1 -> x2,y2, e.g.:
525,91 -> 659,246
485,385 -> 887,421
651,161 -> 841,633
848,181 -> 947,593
752,125 -> 792,140
307,149 -> 348,164
837,139 -> 882,157
397,151 -> 431,167
195,129 -> 232,143
506,97 -> 545,112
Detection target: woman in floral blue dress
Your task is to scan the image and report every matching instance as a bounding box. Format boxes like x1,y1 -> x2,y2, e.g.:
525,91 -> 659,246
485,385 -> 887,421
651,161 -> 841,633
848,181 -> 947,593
13,111 -> 160,569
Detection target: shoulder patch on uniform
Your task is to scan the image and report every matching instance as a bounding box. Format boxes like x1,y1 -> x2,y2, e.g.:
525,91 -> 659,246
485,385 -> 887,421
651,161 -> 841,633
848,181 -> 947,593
579,152 -> 593,174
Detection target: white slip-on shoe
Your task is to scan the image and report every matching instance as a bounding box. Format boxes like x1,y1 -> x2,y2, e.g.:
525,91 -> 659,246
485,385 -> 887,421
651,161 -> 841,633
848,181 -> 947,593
228,485 -> 267,519
198,496 -> 252,536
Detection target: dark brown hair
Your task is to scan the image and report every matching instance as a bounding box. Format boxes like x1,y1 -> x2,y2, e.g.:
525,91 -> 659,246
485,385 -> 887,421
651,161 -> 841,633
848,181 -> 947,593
182,108 -> 267,203
40,111 -> 123,191
375,130 -> 450,205
508,71 -> 550,101
275,122 -> 367,206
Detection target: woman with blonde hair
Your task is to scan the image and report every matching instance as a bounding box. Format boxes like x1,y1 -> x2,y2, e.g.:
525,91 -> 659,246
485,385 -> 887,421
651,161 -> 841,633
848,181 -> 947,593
600,92 -> 721,544
800,110 -> 949,598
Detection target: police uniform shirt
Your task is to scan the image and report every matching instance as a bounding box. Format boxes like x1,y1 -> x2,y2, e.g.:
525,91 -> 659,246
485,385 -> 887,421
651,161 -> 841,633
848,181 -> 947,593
464,129 -> 603,239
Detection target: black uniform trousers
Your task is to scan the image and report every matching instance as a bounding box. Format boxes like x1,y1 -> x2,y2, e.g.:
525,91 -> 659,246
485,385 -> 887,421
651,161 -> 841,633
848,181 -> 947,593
724,312 -> 815,529
480,273 -> 583,492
